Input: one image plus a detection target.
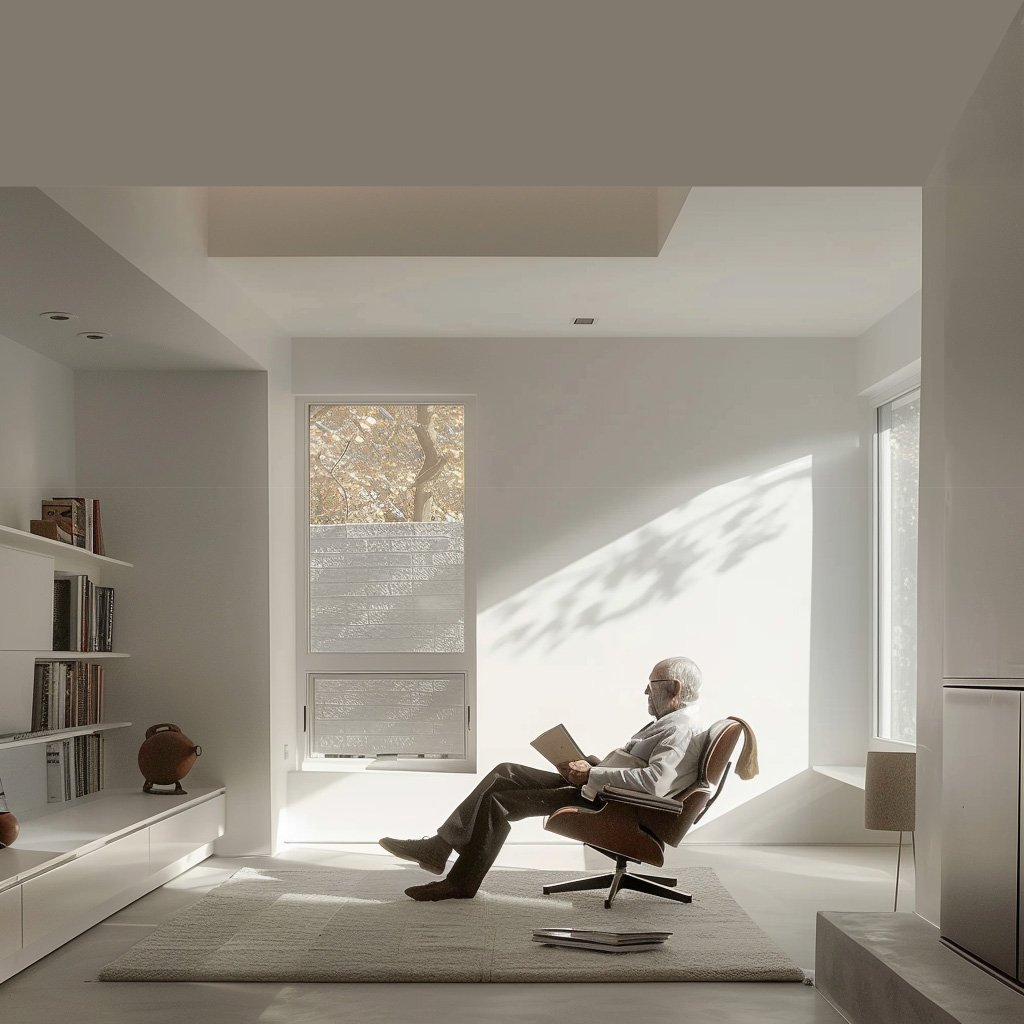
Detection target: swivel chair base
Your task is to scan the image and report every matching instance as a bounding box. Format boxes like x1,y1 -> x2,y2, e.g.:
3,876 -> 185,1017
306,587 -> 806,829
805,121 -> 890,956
542,854 -> 693,909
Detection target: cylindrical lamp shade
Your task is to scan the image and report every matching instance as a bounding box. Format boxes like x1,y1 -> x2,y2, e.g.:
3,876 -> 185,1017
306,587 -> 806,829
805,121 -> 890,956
864,751 -> 916,832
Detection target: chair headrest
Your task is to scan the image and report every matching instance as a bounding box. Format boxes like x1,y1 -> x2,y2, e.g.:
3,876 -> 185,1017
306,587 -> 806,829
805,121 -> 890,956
699,718 -> 744,785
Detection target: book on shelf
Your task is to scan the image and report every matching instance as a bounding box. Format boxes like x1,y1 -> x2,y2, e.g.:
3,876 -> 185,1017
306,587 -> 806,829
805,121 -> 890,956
46,734 -> 105,803
92,499 -> 105,556
30,518 -> 75,545
52,575 -> 115,653
41,500 -> 82,547
38,496 -> 106,553
50,497 -> 88,549
31,662 -> 106,731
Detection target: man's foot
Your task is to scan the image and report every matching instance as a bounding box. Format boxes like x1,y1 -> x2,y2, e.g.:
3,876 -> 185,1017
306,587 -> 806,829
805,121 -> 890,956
378,834 -> 453,875
404,879 -> 475,901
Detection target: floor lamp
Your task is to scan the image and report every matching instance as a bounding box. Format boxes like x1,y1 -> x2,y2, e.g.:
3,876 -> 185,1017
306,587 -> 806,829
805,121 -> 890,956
864,751 -> 916,912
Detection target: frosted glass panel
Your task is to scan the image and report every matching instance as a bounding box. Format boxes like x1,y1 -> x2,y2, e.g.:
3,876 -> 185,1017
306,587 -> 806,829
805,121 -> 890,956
308,404 -> 464,653
309,673 -> 466,758
309,522 -> 464,653
877,389 -> 920,743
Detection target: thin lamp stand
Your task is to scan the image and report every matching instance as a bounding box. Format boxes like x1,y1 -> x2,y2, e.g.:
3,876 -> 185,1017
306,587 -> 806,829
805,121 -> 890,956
893,829 -> 917,912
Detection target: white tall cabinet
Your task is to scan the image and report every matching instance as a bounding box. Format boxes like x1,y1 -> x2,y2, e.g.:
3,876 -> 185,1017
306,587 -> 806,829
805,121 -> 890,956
941,684 -> 1023,984
937,171 -> 1024,989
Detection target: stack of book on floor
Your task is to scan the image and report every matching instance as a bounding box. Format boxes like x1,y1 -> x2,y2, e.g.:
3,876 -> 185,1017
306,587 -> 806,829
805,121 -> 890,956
532,928 -> 672,953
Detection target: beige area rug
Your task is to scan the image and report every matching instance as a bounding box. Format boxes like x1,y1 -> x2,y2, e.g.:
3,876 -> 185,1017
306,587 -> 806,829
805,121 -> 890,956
99,866 -> 805,983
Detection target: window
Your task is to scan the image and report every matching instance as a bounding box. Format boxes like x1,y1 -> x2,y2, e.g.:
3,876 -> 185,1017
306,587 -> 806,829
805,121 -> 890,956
875,388 -> 920,744
307,673 -> 467,759
300,400 -> 472,766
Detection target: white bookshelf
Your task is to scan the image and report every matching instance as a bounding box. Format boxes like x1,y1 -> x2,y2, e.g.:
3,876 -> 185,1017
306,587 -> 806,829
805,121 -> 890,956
1,525 -> 129,736
0,722 -> 132,752
33,652 -> 129,660
0,520 -> 226,983
0,524 -> 132,570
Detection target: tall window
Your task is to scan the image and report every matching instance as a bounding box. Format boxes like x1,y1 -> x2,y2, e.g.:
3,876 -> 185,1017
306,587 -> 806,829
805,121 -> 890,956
875,388 -> 920,743
302,401 -> 471,765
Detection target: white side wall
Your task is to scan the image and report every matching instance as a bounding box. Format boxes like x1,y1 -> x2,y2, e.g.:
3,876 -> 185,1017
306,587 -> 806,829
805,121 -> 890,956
42,189 -> 297,851
285,336 -> 876,844
74,371 -> 274,855
856,290 -> 921,398
0,332 -> 76,526
917,16 -> 1024,924
0,333 -> 77,814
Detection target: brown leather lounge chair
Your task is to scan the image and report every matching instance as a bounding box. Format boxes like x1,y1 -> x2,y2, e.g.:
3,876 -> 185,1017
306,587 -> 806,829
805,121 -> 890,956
542,718 -> 744,909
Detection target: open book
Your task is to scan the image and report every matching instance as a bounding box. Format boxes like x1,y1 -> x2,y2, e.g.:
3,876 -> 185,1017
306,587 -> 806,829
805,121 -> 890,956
530,724 -> 586,767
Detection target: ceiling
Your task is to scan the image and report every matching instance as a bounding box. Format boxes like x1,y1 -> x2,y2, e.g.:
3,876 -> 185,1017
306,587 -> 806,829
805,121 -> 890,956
1,3 -> 1020,185
211,187 -> 922,338
5,0 -> 1016,359
0,189 -> 259,371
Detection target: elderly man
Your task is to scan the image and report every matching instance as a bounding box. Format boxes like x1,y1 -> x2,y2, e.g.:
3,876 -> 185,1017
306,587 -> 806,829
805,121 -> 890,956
379,656 -> 707,901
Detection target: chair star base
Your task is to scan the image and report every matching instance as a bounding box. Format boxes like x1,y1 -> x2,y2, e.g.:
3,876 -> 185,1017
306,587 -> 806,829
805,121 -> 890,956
541,854 -> 692,909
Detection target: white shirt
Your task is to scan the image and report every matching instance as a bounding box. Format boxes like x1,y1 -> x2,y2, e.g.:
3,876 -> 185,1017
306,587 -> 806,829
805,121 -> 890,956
582,704 -> 707,802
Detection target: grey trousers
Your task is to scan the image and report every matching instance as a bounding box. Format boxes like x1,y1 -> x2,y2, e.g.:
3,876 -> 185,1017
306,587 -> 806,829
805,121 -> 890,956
436,761 -> 594,894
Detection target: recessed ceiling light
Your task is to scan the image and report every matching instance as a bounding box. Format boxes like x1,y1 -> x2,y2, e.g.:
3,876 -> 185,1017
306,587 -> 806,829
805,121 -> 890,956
573,317 -> 596,325
77,331 -> 110,341
39,311 -> 76,322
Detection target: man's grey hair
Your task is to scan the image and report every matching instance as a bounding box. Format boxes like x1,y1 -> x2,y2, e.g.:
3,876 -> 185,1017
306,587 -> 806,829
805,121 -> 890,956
651,656 -> 703,705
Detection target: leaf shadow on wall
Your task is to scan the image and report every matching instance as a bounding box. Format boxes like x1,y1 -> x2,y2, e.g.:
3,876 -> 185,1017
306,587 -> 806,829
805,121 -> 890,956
489,459 -> 809,657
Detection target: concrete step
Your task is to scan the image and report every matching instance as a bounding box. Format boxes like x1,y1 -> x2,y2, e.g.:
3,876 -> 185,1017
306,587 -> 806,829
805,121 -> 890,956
815,912 -> 1023,1024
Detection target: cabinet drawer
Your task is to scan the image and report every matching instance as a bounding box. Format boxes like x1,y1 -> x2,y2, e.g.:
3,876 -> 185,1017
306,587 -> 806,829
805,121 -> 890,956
22,830 -> 149,947
0,885 -> 21,959
149,795 -> 225,872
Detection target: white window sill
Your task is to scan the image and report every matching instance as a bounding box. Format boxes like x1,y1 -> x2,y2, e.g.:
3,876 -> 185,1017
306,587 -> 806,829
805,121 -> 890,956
869,737 -> 917,753
297,758 -> 475,774
812,764 -> 866,790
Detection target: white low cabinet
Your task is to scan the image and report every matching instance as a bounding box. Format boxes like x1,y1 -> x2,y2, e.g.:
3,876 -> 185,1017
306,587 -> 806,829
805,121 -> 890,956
22,831 -> 150,947
150,796 -> 225,873
0,886 -> 21,961
0,787 -> 225,984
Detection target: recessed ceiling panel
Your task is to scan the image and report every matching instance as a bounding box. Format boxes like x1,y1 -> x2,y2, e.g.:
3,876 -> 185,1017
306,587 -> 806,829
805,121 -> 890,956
211,187 -> 921,338
208,187 -> 671,257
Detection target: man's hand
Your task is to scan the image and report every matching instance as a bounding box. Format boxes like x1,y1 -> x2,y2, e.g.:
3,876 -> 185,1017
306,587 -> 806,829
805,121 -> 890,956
557,759 -> 592,787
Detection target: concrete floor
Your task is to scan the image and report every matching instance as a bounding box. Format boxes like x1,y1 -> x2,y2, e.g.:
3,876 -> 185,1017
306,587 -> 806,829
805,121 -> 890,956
1,842 -> 910,1022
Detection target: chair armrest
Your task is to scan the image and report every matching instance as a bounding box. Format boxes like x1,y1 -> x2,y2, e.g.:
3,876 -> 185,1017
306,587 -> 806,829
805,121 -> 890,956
599,786 -> 685,816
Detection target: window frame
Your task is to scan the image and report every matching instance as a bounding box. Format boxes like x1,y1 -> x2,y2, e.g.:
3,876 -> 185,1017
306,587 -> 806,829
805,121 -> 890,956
871,382 -> 920,750
295,395 -> 476,773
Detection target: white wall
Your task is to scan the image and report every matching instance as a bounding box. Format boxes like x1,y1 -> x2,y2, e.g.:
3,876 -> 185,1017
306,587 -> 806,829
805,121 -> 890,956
856,290 -> 921,398
0,332 -> 76,526
267,364 -> 296,851
41,189 -> 297,852
74,371 -> 274,854
0,333 -> 78,814
917,16 -> 1024,924
285,336 -> 876,845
